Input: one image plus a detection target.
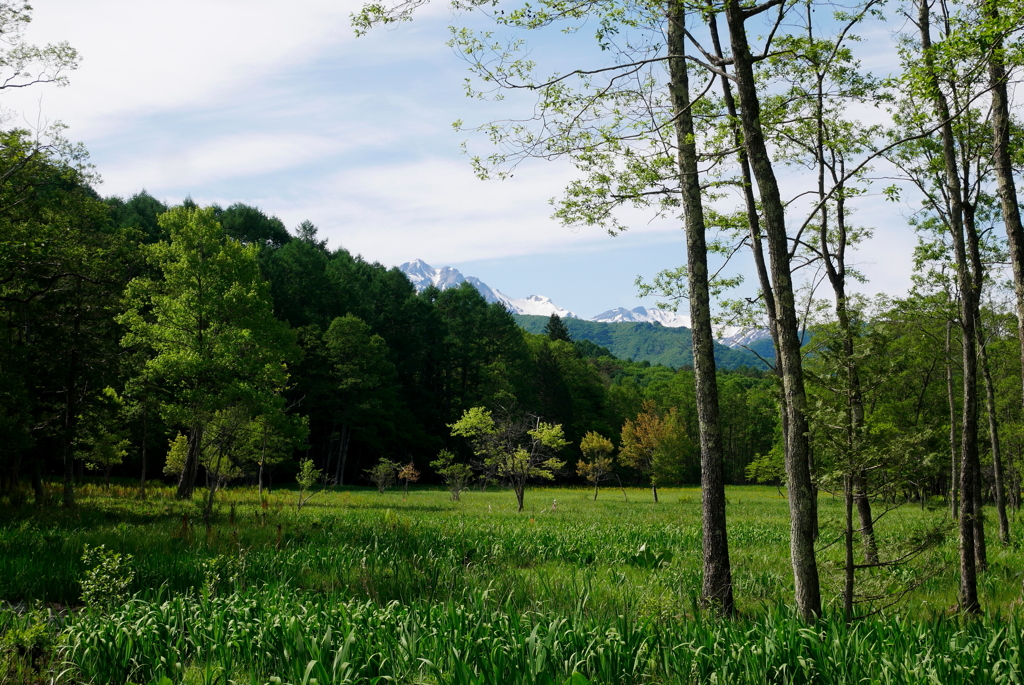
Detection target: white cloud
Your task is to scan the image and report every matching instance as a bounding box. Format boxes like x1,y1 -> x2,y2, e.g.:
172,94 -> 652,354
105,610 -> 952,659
1,0 -> 928,315
5,0 -> 447,138
99,132 -> 358,195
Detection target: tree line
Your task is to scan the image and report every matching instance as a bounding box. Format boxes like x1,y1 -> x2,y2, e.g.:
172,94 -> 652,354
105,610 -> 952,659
0,154 -> 783,505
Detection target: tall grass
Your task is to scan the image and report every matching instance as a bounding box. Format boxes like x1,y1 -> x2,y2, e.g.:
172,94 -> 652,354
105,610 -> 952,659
61,588 -> 1024,684
3,484 -> 1023,683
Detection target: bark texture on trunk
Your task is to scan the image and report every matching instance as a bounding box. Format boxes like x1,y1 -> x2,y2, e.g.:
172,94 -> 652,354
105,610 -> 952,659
667,2 -> 733,615
918,0 -> 980,613
708,12 -> 789,455
946,321 -> 959,521
985,0 -> 1024,411
176,423 -> 203,500
980,339 -> 1010,545
724,0 -> 821,621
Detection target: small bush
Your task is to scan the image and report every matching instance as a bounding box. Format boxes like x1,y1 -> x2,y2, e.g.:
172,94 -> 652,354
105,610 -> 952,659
80,544 -> 135,608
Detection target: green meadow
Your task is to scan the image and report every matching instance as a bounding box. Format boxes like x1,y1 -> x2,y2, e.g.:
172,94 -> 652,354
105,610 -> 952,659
2,485 -> 1024,683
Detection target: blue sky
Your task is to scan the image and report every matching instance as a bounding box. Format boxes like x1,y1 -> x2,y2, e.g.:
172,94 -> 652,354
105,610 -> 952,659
10,0 -> 919,319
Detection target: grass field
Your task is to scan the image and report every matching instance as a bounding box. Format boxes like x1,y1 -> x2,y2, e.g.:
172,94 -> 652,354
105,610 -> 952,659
2,483 -> 1024,683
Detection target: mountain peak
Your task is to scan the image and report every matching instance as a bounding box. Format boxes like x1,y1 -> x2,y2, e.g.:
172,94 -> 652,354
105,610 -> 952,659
398,260 -> 577,318
591,306 -> 689,328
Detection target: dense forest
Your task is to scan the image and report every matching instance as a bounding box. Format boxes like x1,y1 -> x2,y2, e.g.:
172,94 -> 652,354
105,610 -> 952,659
0,172 -> 783,498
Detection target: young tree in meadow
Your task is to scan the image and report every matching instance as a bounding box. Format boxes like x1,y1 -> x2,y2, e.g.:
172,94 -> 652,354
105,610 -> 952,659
365,458 -> 399,494
77,387 -> 130,489
431,449 -> 474,501
398,461 -> 421,497
619,400 -> 688,504
118,206 -> 295,500
82,431 -> 128,489
296,458 -> 322,512
450,406 -> 567,511
242,411 -> 306,499
578,431 -> 614,501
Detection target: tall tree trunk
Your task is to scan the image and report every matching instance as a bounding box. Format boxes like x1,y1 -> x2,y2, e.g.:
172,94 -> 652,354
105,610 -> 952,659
979,335 -> 1010,545
667,2 -> 733,615
918,0 -> 980,613
32,458 -> 43,506
708,12 -> 789,459
724,0 -> 821,621
984,0 -> 1024,412
844,473 -> 855,622
946,321 -> 959,520
652,484 -> 659,503
965,204 -> 988,573
176,423 -> 203,500
337,424 -> 350,486
258,421 -> 267,500
139,407 -> 148,500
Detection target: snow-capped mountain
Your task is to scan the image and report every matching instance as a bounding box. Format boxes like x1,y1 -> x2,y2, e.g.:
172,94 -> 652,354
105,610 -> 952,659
398,260 -> 772,348
716,326 -> 773,349
400,259 -> 468,292
590,306 -> 690,328
500,294 -> 578,319
398,260 -> 579,318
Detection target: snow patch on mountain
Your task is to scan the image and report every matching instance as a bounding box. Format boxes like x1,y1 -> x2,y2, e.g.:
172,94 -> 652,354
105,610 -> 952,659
400,259 -> 465,291
716,326 -> 773,349
398,260 -> 578,318
497,293 -> 578,319
398,260 -> 774,348
590,306 -> 690,328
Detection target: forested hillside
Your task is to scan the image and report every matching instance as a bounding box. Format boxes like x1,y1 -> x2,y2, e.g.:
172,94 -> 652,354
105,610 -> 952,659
0,176 -> 783,501
514,314 -> 768,369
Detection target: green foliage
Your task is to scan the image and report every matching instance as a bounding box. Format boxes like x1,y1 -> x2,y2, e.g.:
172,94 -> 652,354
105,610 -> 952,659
79,544 -> 135,608
163,433 -> 189,477
365,458 -> 399,494
450,406 -> 567,510
296,458 -> 323,512
578,431 -> 615,499
746,445 -> 786,485
118,206 -> 295,499
119,206 -> 295,429
543,313 -> 573,342
431,449 -> 474,501
619,400 -> 691,492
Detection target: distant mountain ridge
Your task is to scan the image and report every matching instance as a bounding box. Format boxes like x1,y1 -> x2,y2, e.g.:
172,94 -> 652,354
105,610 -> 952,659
515,315 -> 767,370
591,306 -> 689,327
397,259 -> 772,353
